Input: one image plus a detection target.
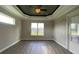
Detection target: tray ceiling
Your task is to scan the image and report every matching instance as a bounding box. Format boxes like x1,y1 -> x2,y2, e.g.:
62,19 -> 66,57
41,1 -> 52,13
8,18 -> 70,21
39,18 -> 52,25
17,5 -> 59,16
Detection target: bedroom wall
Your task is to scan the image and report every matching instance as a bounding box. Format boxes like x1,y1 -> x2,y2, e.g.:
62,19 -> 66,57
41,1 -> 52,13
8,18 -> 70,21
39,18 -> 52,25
54,17 -> 68,49
21,20 -> 54,40
54,8 -> 79,54
0,19 -> 21,53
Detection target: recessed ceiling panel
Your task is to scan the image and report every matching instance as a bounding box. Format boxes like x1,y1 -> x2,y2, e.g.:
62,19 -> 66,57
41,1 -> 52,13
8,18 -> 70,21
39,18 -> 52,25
17,5 -> 59,16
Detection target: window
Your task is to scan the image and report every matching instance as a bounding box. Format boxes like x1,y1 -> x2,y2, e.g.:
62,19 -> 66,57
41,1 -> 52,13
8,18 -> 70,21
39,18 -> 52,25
70,23 -> 77,35
0,12 -> 15,25
31,23 -> 44,36
70,23 -> 79,35
31,23 -> 38,36
38,23 -> 44,36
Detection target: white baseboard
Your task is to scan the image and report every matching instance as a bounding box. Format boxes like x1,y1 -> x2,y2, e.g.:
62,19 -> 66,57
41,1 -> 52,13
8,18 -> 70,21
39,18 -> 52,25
69,49 -> 74,54
0,40 -> 20,53
55,40 -> 67,49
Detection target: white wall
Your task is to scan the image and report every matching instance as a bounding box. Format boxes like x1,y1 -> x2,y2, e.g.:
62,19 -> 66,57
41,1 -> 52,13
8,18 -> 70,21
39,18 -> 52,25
21,20 -> 54,40
0,19 -> 21,53
54,8 -> 79,54
54,17 -> 68,49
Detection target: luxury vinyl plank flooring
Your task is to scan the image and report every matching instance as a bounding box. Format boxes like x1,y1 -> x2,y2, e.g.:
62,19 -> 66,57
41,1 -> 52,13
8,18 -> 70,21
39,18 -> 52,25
1,40 -> 72,54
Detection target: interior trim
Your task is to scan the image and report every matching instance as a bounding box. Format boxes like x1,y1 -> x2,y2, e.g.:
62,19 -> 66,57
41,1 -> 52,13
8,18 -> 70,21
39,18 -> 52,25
0,40 -> 20,53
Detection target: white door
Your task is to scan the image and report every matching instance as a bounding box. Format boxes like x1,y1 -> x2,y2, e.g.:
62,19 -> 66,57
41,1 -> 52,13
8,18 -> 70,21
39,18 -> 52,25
69,16 -> 79,53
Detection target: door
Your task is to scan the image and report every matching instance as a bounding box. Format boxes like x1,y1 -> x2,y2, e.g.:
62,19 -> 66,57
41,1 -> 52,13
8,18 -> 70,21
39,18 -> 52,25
68,16 -> 79,53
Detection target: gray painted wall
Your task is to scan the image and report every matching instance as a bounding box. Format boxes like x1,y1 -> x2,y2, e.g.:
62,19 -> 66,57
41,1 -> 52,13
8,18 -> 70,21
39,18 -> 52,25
54,17 -> 68,49
54,8 -> 79,54
0,19 -> 21,52
21,20 -> 54,40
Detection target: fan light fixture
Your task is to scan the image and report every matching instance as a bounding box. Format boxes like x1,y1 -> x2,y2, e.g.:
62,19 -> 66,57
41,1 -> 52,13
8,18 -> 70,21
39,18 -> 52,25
35,5 -> 41,14
35,8 -> 41,14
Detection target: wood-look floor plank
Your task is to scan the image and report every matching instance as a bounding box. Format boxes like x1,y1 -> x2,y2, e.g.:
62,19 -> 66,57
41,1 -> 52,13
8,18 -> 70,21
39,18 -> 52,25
1,40 -> 72,54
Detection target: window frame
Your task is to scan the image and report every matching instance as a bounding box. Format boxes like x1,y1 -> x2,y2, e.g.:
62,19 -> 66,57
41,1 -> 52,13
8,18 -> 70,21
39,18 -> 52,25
0,12 -> 15,25
31,22 -> 44,36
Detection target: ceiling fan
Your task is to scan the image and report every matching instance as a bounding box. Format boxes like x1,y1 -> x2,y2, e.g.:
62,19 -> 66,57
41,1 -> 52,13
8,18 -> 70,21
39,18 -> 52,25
35,5 -> 47,14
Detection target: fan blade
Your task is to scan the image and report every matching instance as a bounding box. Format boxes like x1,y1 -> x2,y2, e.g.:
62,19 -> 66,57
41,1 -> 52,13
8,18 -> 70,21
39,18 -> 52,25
41,9 -> 47,11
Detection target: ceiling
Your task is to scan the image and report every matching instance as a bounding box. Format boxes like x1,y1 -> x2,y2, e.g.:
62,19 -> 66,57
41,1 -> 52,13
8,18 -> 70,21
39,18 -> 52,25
0,5 -> 78,20
17,5 -> 59,16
